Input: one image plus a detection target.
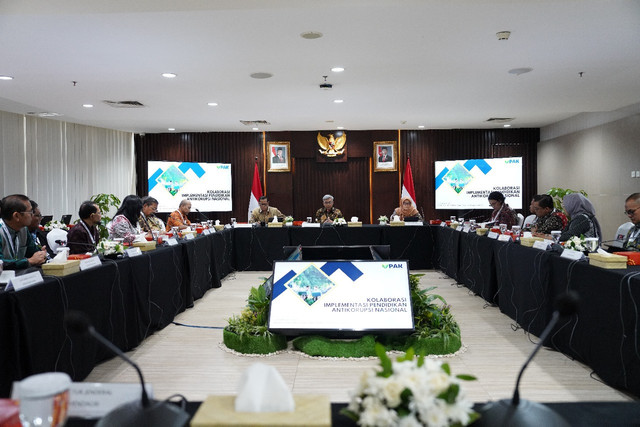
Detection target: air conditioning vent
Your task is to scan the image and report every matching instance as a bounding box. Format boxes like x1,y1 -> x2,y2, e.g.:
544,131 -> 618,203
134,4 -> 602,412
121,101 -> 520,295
103,100 -> 146,108
486,117 -> 514,123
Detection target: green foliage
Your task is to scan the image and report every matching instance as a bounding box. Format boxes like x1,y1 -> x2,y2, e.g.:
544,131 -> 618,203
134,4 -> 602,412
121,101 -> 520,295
90,193 -> 121,240
547,187 -> 588,215
409,273 -> 460,341
226,278 -> 274,337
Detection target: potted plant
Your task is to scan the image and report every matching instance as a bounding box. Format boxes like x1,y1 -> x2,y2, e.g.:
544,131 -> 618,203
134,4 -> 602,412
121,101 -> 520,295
547,188 -> 588,215
283,216 -> 294,226
90,193 -> 121,240
378,215 -> 388,225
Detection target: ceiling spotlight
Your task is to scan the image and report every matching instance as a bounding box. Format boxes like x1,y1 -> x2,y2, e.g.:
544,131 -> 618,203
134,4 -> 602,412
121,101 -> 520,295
508,67 -> 533,76
496,31 -> 511,40
331,67 -> 345,73
207,102 -> 218,106
418,125 -> 425,129
252,127 -> 259,131
168,128 -> 175,131
162,73 -> 177,78
300,31 -> 323,40
250,72 -> 273,79
337,126 -> 344,130
0,75 -> 14,80
503,124 -> 511,128
333,99 -> 344,104
82,104 -> 94,108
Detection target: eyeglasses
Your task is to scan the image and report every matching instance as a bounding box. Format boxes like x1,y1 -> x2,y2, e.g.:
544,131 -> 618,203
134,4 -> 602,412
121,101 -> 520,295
20,210 -> 34,216
624,207 -> 640,216
33,213 -> 42,218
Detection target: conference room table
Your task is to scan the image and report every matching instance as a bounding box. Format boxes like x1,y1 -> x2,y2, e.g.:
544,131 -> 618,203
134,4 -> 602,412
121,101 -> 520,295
2,224 -> 640,403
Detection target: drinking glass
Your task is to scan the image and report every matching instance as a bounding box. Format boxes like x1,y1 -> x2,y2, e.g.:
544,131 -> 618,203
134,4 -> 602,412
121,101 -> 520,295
551,230 -> 562,244
499,223 -> 507,233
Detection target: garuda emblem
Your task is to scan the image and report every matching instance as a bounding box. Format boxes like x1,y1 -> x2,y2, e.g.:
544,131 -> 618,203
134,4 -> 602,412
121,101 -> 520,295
317,131 -> 346,157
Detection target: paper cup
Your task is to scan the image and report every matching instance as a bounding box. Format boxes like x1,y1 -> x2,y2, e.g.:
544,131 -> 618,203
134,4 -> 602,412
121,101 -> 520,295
18,372 -> 71,427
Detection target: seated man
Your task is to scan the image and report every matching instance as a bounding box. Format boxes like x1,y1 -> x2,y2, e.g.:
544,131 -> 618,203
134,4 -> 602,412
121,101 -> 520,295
166,199 -> 192,231
623,192 -> 640,251
250,196 -> 283,224
314,194 -> 343,225
27,200 -> 48,249
0,194 -> 47,269
530,194 -> 567,235
522,197 -> 537,231
138,196 -> 165,233
67,201 -> 101,254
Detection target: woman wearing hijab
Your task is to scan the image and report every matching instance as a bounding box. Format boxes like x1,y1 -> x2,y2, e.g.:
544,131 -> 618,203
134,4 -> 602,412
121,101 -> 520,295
558,193 -> 602,243
487,191 -> 517,229
390,196 -> 422,221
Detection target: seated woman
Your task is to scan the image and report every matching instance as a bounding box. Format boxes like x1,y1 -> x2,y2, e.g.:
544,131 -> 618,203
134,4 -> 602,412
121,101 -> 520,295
108,195 -> 142,243
166,199 -> 192,231
390,196 -> 423,221
557,193 -> 602,243
487,191 -> 517,229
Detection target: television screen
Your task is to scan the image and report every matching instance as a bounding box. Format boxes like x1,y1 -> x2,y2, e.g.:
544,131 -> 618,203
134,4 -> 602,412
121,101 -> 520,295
268,260 -> 413,337
435,157 -> 522,209
147,161 -> 232,212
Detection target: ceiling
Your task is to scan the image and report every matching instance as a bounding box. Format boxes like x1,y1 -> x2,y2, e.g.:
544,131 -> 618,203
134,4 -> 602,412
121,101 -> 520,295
1,0 -> 639,134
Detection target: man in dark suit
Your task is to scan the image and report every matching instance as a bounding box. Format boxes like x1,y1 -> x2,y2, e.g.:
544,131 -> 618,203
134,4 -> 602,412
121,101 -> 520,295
378,147 -> 392,163
28,200 -> 48,249
272,148 -> 285,164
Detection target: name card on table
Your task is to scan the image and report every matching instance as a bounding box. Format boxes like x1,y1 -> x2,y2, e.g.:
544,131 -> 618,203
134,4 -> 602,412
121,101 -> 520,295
185,233 -> 195,240
125,247 -> 143,257
166,238 -> 179,246
440,222 -> 447,227
233,223 -> 253,228
301,223 -> 320,228
80,256 -> 102,271
203,228 -> 212,235
487,231 -> 499,239
6,271 -> 44,291
561,248 -> 585,261
532,240 -> 550,251
69,383 -> 154,418
0,270 -> 16,285
522,231 -> 533,239
405,221 -> 423,226
497,234 -> 512,242
462,226 -> 471,233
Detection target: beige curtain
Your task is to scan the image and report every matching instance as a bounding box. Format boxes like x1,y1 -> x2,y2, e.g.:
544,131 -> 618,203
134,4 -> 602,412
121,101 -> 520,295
1,110 -> 135,221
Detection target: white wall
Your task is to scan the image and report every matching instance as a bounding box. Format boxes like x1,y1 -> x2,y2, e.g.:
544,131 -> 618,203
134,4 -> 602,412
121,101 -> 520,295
538,104 -> 640,240
1,110 -> 135,221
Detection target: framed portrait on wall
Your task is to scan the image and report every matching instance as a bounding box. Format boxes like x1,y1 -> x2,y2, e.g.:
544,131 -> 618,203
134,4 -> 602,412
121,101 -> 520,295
373,141 -> 397,172
267,141 -> 291,172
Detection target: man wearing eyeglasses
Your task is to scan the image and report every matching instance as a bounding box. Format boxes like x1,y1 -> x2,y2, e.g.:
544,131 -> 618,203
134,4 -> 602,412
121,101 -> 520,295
623,193 -> 640,251
0,194 -> 48,269
27,200 -> 48,249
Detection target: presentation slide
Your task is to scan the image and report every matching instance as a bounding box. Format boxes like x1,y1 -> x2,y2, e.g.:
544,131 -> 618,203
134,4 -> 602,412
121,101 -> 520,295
148,161 -> 232,212
268,260 -> 414,336
435,157 -> 522,209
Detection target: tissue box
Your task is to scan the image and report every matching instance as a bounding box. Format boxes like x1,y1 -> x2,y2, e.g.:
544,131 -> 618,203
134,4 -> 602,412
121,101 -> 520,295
41,260 -> 81,277
476,228 -> 488,236
520,237 -> 544,247
613,251 -> 640,265
390,221 -> 405,227
267,222 -> 283,228
190,395 -> 331,427
348,221 -> 362,227
214,225 -> 225,231
133,241 -> 156,252
588,253 -> 628,269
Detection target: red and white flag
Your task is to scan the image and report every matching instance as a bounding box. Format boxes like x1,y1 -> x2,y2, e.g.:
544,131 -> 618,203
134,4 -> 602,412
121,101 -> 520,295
401,158 -> 417,207
248,161 -> 263,221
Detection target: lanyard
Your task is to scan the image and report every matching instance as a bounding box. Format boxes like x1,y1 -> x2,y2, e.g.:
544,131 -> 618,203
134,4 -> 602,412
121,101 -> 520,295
491,205 -> 504,222
80,220 -> 96,245
0,220 -> 20,259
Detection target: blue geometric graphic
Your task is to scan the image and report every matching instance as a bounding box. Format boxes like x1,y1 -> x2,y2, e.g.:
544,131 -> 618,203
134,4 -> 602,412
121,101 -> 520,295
463,159 -> 492,175
320,262 -> 364,281
178,162 -> 206,178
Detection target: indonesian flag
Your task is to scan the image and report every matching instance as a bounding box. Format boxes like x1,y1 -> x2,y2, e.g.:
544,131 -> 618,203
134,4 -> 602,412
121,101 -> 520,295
248,161 -> 263,221
401,158 -> 417,207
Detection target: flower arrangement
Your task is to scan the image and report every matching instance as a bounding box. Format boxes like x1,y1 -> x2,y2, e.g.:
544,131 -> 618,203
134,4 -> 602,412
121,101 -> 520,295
44,220 -> 69,232
378,215 -> 389,224
343,343 -> 478,427
564,235 -> 586,252
96,240 -> 124,256
334,217 -> 347,226
284,216 -> 294,224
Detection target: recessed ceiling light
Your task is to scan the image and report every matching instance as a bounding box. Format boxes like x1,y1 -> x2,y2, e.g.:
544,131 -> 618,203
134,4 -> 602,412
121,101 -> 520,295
418,125 -> 425,129
82,104 -> 94,108
503,124 -> 511,128
250,72 -> 273,79
207,102 -> 218,106
333,99 -> 344,104
337,126 -> 344,130
162,73 -> 177,78
508,67 -> 533,76
0,75 -> 14,80
331,67 -> 345,73
168,128 -> 175,131
300,31 -> 323,40
252,127 -> 259,131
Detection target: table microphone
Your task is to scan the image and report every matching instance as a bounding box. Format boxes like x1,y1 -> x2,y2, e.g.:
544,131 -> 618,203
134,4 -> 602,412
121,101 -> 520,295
64,311 -> 189,427
195,209 -> 209,222
475,291 -> 579,427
